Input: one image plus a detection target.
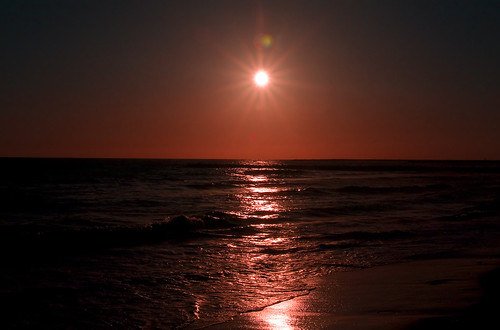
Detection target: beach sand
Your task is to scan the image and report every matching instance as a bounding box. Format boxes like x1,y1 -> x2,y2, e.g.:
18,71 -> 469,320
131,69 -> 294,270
203,257 -> 499,329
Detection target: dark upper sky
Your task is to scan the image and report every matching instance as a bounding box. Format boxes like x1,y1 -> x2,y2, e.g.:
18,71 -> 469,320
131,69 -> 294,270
1,0 -> 499,159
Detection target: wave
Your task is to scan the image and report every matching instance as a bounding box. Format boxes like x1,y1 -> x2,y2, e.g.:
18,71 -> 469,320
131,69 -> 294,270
242,183 -> 450,198
303,203 -> 393,216
0,213 -> 250,257
318,229 -> 414,242
288,229 -> 415,254
315,242 -> 362,251
439,200 -> 500,222
259,246 -> 304,255
184,181 -> 241,190
182,159 -> 500,173
281,187 -> 335,197
336,184 -> 451,194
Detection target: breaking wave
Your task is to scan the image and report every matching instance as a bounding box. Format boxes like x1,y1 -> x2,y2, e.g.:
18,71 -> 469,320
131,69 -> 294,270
0,213 -> 252,256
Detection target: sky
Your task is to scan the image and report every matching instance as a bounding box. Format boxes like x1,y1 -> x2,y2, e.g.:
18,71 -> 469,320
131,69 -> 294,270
1,0 -> 499,160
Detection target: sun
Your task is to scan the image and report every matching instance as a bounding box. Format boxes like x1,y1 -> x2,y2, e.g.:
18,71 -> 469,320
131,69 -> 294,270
254,70 -> 270,87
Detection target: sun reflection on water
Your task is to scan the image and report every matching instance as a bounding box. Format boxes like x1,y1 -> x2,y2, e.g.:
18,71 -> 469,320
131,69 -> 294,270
213,161 -> 315,328
231,163 -> 289,220
249,175 -> 268,183
245,232 -> 286,247
248,187 -> 279,194
250,298 -> 299,330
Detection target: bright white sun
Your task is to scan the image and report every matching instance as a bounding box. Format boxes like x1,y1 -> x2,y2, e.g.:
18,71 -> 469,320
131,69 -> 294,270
254,70 -> 270,87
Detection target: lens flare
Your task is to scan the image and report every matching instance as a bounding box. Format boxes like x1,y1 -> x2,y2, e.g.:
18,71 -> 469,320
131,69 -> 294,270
254,70 -> 270,87
254,33 -> 274,51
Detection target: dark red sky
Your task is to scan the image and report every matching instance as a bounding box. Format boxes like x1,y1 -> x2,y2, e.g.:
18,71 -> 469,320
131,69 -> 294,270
1,0 -> 499,159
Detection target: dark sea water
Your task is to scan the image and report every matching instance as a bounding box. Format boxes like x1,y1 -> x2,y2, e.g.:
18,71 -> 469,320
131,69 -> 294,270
1,158 -> 499,328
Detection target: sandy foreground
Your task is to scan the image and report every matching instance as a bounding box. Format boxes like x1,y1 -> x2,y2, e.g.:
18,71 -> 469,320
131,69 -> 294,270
201,256 -> 499,329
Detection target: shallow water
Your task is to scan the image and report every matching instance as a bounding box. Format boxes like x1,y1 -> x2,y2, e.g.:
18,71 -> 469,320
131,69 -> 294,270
1,159 -> 499,328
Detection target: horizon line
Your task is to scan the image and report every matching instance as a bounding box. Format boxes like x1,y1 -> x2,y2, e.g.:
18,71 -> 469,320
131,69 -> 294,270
1,156 -> 498,162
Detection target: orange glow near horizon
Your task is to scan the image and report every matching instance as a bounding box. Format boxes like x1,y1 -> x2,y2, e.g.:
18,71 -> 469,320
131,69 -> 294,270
3,3 -> 500,161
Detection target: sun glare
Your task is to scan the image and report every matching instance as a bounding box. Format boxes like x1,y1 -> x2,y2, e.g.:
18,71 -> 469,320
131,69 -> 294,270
254,70 -> 269,87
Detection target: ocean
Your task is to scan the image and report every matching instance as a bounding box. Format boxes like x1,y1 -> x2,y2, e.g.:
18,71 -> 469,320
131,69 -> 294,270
1,158 -> 499,328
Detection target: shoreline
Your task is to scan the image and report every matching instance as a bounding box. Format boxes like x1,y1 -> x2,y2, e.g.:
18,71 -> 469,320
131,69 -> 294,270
200,256 -> 499,329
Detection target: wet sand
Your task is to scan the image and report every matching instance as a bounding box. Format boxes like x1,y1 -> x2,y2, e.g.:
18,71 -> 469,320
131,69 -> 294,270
205,257 -> 499,329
